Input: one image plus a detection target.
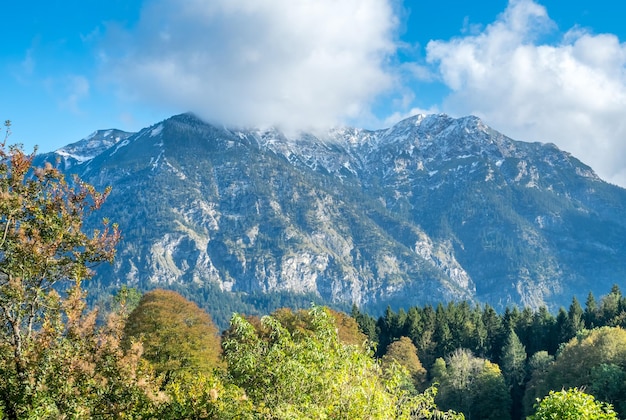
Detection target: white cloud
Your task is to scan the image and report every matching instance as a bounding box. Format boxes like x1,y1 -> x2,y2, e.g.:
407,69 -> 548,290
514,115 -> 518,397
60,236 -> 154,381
103,0 -> 398,132
425,0 -> 626,187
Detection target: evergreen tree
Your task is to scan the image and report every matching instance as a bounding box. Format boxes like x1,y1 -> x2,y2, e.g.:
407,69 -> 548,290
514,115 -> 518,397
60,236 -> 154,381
472,306 -> 489,358
417,305 -> 438,369
434,303 -> 453,357
554,307 -> 571,347
482,304 -> 504,361
501,329 -> 527,388
528,306 -> 555,356
502,307 -> 521,332
585,291 -> 599,329
599,286 -> 622,326
405,306 -> 423,345
566,296 -> 585,338
351,304 -> 378,344
376,306 -> 396,356
501,329 -> 527,420
515,308 -> 534,353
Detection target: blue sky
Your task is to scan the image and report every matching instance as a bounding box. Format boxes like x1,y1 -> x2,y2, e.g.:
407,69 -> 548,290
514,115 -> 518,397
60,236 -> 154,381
2,0 -> 626,186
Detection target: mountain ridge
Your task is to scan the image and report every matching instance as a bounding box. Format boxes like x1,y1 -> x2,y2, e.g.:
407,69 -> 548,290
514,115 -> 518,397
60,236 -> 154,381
34,112 -> 626,319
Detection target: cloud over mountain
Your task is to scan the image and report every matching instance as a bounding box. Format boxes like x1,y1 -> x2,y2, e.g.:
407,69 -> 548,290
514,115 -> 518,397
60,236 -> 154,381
100,0 -> 626,187
103,0 -> 398,132
426,0 -> 626,186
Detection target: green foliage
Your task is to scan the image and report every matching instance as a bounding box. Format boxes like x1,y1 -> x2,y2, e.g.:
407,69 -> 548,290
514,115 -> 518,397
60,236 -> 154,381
527,351 -> 553,374
501,329 -> 527,388
473,360 -> 512,420
223,306 -> 392,418
433,348 -> 511,420
112,285 -> 142,315
566,297 -> 585,338
585,292 -> 599,328
590,363 -> 626,412
528,388 -> 617,420
270,306 -> 368,346
501,329 -> 527,420
157,371 -> 256,419
368,287 -> 626,420
222,305 -> 463,419
352,304 -> 379,344
523,326 -> 626,417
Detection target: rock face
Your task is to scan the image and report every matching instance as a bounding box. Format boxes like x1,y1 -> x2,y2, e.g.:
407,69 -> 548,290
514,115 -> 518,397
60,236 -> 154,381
37,113 -> 626,313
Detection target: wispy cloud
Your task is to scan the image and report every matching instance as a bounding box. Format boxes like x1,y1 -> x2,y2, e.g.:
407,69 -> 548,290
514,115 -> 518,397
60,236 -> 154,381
21,49 -> 35,76
59,75 -> 90,114
102,0 -> 398,132
425,0 -> 626,186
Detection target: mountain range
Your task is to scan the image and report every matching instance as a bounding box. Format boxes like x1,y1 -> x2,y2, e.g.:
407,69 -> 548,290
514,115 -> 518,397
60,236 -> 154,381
35,113 -> 626,323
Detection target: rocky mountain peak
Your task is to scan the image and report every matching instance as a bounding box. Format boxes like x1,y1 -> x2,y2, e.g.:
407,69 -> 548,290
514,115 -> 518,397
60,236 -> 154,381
38,113 -> 626,319
57,129 -> 133,160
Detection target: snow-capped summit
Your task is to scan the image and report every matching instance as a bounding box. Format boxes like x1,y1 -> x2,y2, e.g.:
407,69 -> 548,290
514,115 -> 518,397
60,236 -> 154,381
37,129 -> 135,170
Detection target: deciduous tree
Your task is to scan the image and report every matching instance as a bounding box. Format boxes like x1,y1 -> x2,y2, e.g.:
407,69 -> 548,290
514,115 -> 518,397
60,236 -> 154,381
528,388 -> 616,420
123,289 -> 222,384
382,336 -> 427,389
222,305 -> 463,419
523,326 -> 626,417
434,348 -> 510,419
0,124 -> 161,418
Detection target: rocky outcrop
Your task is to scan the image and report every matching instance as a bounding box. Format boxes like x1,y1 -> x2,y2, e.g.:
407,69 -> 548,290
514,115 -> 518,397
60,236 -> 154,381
41,113 -> 626,312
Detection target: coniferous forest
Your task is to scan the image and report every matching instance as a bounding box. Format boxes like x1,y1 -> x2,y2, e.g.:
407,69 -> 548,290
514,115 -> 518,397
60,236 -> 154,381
1,125 -> 624,419
353,285 -> 626,419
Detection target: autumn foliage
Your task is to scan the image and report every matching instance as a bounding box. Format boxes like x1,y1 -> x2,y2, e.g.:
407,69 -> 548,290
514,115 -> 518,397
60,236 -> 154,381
0,123 -> 149,418
123,289 -> 222,382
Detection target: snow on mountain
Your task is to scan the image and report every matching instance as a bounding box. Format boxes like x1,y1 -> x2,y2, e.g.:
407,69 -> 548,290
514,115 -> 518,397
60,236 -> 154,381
42,113 -> 626,320
36,129 -> 135,170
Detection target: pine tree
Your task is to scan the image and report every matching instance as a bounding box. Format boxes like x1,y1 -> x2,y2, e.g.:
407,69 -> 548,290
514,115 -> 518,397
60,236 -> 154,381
567,296 -> 585,337
555,307 -> 571,347
599,286 -> 622,326
501,329 -> 528,420
528,306 -> 555,356
585,291 -> 598,328
482,304 -> 504,361
501,329 -> 527,388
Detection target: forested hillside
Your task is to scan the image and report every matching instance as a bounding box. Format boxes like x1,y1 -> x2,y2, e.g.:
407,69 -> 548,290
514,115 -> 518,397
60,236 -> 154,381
355,284 -> 626,419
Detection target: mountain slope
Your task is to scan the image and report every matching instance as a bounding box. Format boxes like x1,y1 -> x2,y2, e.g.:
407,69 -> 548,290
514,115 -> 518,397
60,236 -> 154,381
41,113 -> 626,317
34,129 -> 134,170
